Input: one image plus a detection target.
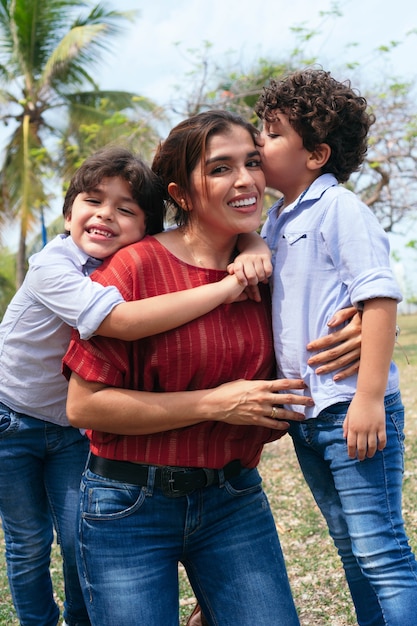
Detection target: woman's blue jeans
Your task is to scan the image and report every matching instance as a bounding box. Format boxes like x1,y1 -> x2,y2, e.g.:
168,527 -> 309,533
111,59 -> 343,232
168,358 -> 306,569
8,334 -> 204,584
76,463 -> 300,626
289,391 -> 417,626
0,405 -> 90,626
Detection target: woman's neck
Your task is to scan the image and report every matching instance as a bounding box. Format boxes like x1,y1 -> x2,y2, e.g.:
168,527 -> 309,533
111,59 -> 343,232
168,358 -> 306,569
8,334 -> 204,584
155,227 -> 237,270
183,227 -> 238,270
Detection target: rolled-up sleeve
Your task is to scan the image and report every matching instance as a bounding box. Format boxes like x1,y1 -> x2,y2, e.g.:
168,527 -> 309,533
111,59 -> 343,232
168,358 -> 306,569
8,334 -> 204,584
321,192 -> 402,309
28,253 -> 124,339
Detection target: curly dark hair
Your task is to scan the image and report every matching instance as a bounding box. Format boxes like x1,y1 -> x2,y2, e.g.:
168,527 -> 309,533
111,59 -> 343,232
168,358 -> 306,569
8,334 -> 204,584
62,146 -> 165,235
255,69 -> 375,183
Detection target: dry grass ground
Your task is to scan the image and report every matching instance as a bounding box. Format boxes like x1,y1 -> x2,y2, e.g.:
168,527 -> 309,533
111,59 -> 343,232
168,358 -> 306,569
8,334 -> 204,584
1,315 -> 417,625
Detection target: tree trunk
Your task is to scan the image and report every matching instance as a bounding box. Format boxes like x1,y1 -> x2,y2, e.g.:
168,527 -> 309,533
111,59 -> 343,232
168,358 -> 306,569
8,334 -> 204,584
16,230 -> 27,289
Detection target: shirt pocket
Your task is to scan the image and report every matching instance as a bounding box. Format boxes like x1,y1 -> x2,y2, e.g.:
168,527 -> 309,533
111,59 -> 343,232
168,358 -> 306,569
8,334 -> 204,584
282,232 -> 307,245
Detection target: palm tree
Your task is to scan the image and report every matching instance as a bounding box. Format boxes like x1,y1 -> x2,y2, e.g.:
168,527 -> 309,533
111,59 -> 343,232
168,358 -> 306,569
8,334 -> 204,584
0,0 -> 161,286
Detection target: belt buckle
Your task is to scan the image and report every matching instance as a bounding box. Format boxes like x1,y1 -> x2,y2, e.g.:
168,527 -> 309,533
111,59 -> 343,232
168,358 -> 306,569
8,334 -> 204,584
160,466 -> 188,498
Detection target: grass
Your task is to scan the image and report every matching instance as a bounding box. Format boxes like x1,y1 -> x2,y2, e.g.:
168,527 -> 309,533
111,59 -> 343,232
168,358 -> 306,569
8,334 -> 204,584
1,314 -> 417,625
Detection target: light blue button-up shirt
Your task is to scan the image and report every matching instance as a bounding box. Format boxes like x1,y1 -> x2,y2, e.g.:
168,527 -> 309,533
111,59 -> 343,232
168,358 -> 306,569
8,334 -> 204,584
0,235 -> 124,425
262,174 -> 402,418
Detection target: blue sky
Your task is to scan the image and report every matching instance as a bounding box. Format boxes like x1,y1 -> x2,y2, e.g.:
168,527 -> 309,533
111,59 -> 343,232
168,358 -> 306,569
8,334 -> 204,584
99,0 -> 416,111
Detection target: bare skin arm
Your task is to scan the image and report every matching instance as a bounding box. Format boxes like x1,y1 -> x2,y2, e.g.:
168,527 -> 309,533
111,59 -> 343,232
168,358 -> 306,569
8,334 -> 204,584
307,307 -> 362,380
96,273 -> 246,340
343,298 -> 397,461
229,231 -> 273,302
66,374 -> 313,435
97,232 -> 274,340
232,232 -> 273,283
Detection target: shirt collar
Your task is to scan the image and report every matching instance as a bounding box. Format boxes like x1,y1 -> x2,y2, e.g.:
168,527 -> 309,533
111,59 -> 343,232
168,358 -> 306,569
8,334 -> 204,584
64,235 -> 103,271
268,173 -> 338,218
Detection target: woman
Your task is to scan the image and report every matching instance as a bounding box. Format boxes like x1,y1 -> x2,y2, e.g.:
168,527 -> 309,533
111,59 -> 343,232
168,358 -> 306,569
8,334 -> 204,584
64,111 -> 360,626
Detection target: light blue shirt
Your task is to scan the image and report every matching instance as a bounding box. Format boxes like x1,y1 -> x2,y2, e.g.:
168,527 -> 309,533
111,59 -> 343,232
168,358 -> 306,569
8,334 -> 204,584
0,235 -> 124,425
262,174 -> 402,418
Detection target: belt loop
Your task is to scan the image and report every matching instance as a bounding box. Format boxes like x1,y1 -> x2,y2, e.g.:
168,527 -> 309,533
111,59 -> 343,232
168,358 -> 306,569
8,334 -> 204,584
217,466 -> 226,487
145,465 -> 157,495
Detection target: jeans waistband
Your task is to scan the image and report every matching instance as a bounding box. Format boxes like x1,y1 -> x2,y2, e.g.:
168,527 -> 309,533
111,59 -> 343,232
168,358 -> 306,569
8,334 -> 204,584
87,454 -> 242,497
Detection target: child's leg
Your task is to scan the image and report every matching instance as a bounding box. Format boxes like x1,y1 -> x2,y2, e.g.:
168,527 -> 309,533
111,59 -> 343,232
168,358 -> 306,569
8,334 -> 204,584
289,417 -> 383,626
0,408 -> 60,626
291,392 -> 417,626
44,423 -> 90,626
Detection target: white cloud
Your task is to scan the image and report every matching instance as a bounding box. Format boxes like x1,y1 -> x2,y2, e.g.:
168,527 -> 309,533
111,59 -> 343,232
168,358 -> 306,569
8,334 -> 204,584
101,0 -> 417,107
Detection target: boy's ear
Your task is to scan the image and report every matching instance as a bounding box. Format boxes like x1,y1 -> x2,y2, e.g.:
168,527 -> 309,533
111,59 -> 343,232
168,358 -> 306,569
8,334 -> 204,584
64,213 -> 72,231
167,182 -> 189,210
307,143 -> 331,171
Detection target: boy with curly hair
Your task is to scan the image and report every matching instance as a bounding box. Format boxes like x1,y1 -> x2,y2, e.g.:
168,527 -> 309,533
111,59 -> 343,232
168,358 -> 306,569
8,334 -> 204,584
255,68 -> 417,625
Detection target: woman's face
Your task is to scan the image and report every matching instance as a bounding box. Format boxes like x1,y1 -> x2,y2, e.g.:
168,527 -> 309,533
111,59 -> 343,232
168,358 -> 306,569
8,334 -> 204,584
187,124 -> 265,238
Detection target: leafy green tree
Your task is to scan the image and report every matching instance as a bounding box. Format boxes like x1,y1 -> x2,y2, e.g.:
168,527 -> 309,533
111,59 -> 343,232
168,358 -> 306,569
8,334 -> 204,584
0,245 -> 16,318
170,35 -> 417,232
0,0 -> 161,287
358,79 -> 417,232
59,94 -> 165,184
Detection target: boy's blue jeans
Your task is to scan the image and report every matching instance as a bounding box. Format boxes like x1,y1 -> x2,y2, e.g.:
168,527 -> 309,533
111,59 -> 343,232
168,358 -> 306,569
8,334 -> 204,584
0,405 -> 90,626
289,391 -> 417,626
76,463 -> 300,625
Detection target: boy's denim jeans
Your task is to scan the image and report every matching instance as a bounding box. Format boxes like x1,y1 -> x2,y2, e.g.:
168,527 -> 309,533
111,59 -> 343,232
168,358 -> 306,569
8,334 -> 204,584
76,464 -> 300,625
0,404 -> 90,626
289,391 -> 417,626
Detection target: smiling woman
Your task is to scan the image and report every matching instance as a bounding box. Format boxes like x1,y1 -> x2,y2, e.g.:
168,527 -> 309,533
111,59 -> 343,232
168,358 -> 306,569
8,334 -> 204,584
156,121 -> 266,268
62,110 -> 314,626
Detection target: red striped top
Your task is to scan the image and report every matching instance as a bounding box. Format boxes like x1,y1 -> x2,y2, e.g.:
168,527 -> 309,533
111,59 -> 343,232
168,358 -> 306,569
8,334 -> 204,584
63,236 -> 280,468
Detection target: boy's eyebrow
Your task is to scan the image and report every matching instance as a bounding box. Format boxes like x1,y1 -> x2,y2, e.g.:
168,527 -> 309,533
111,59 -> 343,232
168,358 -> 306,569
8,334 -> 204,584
83,185 -> 103,194
84,186 -> 136,204
117,194 -> 137,203
205,149 -> 261,165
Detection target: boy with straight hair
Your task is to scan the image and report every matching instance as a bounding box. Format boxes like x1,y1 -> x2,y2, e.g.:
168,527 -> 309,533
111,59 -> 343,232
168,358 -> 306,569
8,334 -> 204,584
0,146 -> 252,626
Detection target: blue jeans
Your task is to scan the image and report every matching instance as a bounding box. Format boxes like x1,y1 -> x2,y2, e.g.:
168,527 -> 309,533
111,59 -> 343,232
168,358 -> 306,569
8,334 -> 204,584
0,405 -> 90,626
289,391 -> 417,626
77,462 -> 300,626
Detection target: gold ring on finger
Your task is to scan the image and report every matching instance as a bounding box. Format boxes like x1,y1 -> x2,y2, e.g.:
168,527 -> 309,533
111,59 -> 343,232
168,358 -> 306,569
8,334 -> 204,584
271,406 -> 279,419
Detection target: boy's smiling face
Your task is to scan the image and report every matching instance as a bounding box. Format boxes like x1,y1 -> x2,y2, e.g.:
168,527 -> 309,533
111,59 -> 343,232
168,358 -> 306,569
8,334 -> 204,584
64,176 -> 146,259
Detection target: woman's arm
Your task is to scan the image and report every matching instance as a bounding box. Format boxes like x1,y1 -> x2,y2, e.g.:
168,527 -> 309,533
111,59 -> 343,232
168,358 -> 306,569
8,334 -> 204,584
66,374 -> 313,434
96,273 -> 246,340
307,307 -> 362,379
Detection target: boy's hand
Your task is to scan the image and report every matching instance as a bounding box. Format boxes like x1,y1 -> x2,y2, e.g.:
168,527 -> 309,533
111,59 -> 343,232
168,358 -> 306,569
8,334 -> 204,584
221,273 -> 248,304
343,392 -> 387,460
227,253 -> 272,302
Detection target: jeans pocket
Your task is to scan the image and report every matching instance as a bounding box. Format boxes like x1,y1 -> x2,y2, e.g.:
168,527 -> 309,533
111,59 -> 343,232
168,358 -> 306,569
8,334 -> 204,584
388,408 -> 405,452
82,471 -> 146,520
0,405 -> 20,437
224,467 -> 263,497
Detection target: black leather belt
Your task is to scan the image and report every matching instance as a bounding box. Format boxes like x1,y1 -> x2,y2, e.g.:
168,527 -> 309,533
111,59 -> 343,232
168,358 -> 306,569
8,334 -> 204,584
88,454 -> 242,497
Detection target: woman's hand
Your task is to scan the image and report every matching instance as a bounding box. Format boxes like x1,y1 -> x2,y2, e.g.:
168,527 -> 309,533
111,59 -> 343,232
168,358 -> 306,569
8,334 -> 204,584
205,378 -> 313,431
307,307 -> 361,380
67,374 -> 311,435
